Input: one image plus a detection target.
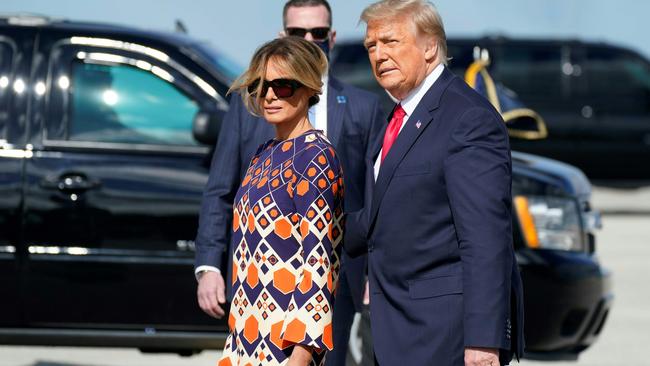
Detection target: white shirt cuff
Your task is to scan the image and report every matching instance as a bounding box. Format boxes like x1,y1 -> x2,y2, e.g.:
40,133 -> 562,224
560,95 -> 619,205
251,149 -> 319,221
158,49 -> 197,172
195,265 -> 221,281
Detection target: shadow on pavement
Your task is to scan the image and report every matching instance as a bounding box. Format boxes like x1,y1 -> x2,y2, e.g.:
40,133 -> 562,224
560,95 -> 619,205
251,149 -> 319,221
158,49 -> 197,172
33,363 -> 102,366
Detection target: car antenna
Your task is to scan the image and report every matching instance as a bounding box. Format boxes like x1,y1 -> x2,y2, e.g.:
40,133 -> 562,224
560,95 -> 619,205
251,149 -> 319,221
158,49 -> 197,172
175,19 -> 188,34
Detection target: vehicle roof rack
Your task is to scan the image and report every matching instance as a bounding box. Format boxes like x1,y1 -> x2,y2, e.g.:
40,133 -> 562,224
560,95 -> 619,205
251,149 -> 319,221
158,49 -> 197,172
0,13 -> 62,26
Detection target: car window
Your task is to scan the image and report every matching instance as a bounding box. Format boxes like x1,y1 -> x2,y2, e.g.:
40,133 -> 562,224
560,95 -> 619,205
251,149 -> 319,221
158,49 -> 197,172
330,43 -> 383,94
493,45 -> 565,107
447,43 -> 477,76
330,43 -> 369,74
68,61 -> 199,145
0,41 -> 13,140
583,47 -> 650,115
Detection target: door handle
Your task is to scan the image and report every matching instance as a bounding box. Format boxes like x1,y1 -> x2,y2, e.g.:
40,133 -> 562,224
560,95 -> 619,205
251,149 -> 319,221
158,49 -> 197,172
40,174 -> 102,192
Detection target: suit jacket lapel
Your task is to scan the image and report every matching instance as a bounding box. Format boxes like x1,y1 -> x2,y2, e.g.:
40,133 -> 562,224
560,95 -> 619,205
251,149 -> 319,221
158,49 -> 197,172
368,67 -> 456,228
326,76 -> 345,147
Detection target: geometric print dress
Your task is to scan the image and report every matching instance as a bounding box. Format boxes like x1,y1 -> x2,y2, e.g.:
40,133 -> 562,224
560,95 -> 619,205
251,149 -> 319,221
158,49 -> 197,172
218,130 -> 344,366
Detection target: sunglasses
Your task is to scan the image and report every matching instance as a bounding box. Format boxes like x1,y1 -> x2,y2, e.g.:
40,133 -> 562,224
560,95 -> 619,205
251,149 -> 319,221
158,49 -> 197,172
248,78 -> 304,98
285,27 -> 330,40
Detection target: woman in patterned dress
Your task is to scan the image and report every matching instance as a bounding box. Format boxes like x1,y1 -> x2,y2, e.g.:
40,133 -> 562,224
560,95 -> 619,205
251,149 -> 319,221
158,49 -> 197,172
218,37 -> 344,366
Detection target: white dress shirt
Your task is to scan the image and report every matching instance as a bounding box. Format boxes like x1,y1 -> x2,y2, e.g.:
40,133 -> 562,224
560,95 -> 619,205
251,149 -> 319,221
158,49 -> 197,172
373,64 -> 445,181
312,74 -> 329,135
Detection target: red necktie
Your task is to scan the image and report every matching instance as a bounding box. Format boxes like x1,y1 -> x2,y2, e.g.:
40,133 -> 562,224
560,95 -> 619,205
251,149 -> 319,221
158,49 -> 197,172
381,104 -> 406,162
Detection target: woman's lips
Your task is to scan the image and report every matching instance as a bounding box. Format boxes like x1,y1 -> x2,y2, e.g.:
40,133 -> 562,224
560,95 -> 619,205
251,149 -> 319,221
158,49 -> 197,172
264,106 -> 282,114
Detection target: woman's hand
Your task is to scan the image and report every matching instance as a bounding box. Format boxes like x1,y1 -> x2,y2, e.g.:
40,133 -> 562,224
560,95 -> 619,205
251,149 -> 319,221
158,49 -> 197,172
286,344 -> 313,366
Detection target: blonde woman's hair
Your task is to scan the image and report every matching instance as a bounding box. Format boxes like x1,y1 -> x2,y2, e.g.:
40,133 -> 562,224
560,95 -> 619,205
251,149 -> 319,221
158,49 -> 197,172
360,0 -> 448,65
229,36 -> 328,116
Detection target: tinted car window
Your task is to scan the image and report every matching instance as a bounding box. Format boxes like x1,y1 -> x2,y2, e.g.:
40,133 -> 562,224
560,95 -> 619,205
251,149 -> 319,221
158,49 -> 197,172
493,45 -> 564,106
330,43 -> 381,93
0,41 -> 12,139
447,42 -> 477,76
583,46 -> 650,115
69,61 -> 199,145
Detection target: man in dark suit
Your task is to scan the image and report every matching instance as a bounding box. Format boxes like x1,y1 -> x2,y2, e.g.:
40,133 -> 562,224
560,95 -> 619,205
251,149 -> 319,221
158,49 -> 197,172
345,1 -> 524,365
194,1 -> 385,363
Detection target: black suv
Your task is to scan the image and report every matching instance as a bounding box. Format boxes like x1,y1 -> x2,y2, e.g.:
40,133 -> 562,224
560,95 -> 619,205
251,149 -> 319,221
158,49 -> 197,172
0,15 -> 233,353
333,37 -> 650,182
1,17 -> 611,360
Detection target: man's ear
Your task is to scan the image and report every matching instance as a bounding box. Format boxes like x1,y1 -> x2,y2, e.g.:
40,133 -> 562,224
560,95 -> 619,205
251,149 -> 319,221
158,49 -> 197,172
279,30 -> 287,38
424,39 -> 438,63
330,29 -> 337,48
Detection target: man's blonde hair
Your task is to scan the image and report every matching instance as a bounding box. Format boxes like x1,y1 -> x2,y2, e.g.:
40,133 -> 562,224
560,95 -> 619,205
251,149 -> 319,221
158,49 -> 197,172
229,36 -> 328,116
360,0 -> 448,65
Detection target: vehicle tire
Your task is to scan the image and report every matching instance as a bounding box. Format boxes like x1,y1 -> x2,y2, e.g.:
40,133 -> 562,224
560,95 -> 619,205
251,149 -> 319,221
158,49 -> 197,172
139,348 -> 202,357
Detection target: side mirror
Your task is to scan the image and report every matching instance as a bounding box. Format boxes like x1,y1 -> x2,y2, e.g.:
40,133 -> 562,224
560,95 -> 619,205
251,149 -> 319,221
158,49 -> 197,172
502,108 -> 548,140
193,110 -> 225,146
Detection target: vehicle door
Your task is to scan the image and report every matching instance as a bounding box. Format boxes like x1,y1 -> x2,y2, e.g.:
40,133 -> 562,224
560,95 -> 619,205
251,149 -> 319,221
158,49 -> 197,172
572,45 -> 650,180
491,42 -> 590,165
23,29 -> 228,331
0,26 -> 35,328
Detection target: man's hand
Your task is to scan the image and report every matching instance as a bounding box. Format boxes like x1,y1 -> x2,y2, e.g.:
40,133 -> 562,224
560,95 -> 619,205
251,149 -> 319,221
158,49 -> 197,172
286,344 -> 312,366
465,347 -> 499,366
197,271 -> 226,318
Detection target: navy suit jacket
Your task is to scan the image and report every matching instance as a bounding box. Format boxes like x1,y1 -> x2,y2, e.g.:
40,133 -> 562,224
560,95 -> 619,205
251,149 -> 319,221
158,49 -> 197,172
346,68 -> 524,365
195,76 -> 385,312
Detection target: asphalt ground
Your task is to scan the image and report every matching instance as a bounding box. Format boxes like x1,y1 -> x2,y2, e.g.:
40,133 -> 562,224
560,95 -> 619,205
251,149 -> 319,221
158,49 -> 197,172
1,186 -> 649,366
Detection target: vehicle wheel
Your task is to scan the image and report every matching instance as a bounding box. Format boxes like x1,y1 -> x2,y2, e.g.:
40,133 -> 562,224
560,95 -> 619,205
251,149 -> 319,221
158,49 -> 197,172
346,308 -> 374,366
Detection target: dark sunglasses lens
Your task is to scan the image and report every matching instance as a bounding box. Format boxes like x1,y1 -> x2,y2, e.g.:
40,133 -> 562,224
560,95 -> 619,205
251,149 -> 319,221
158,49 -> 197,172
311,27 -> 330,39
247,78 -> 260,95
271,80 -> 296,98
286,28 -> 307,37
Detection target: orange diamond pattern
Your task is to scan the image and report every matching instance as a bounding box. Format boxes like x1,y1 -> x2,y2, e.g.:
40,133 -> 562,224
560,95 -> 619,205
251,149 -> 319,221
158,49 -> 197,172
243,315 -> 259,344
273,267 -> 296,295
219,131 -> 343,366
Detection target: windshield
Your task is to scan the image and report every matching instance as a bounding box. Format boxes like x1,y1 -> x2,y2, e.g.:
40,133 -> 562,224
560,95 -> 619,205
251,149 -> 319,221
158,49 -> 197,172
192,43 -> 243,83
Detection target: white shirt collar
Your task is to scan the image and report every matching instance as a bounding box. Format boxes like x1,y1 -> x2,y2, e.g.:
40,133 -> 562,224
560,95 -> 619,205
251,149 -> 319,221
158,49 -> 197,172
313,74 -> 329,134
321,70 -> 329,92
400,63 -> 445,118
